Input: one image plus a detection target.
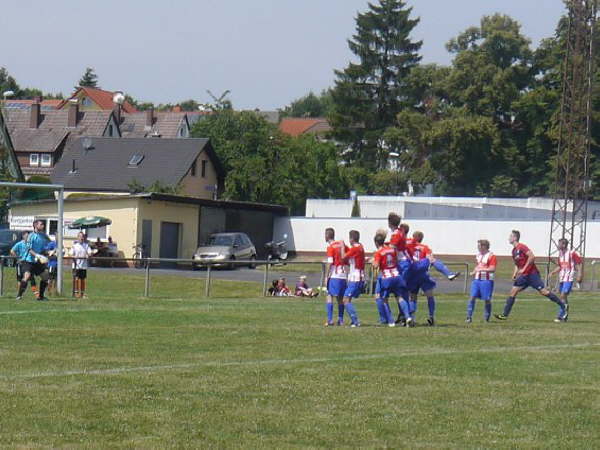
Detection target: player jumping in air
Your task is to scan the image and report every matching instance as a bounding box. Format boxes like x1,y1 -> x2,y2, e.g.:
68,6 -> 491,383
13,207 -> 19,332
341,230 -> 365,327
324,228 -> 348,326
386,213 -> 412,321
495,230 -> 568,322
405,231 -> 441,326
373,231 -> 413,327
466,239 -> 497,323
549,238 -> 583,309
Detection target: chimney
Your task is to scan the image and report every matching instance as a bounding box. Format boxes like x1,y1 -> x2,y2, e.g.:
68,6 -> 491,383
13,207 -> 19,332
68,100 -> 79,127
145,108 -> 154,128
29,101 -> 41,129
113,102 -> 122,124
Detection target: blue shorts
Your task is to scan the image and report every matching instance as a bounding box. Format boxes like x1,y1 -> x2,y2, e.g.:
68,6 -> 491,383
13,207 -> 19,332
327,278 -> 347,297
470,279 -> 494,300
379,276 -> 405,300
514,272 -> 545,291
398,259 -> 412,280
344,281 -> 364,299
407,273 -> 436,294
559,281 -> 573,295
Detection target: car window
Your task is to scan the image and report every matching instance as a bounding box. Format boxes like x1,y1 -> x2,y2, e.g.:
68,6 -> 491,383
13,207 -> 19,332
208,235 -> 233,246
234,236 -> 243,247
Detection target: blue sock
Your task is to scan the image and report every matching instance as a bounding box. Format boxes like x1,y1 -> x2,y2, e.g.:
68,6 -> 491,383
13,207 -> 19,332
467,298 -> 476,318
338,303 -> 345,323
503,296 -> 515,316
433,260 -> 453,277
399,299 -> 410,318
376,298 -> 387,324
326,303 -> 334,323
345,302 -> 359,324
545,292 -> 565,316
409,300 -> 417,315
383,302 -> 394,324
484,301 -> 492,321
427,296 -> 436,318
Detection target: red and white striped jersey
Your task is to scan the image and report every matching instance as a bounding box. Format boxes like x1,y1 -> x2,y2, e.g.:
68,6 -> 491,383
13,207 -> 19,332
374,245 -> 400,278
475,251 -> 497,280
389,228 -> 413,261
327,240 -> 348,279
558,250 -> 582,282
344,243 -> 366,282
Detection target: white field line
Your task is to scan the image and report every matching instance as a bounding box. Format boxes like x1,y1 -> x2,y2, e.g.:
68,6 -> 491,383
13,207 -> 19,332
0,296 -> 580,316
2,342 -> 599,381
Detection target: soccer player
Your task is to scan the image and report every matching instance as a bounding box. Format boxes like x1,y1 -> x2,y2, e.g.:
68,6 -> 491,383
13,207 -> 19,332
70,232 -> 93,298
45,238 -> 58,295
466,239 -> 497,323
387,213 -> 412,320
18,220 -> 50,301
341,230 -> 364,327
405,231 -> 440,326
495,230 -> 568,322
10,231 -> 37,297
549,238 -> 583,307
324,228 -> 347,326
402,222 -> 461,281
373,232 -> 413,327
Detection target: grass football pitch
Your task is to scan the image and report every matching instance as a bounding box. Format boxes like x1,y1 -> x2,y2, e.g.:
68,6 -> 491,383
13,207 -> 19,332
1,270 -> 600,448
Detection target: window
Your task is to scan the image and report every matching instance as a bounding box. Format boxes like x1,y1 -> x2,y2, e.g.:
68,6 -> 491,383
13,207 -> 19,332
234,236 -> 243,247
29,153 -> 39,166
190,160 -> 197,176
128,153 -> 145,167
82,97 -> 92,107
41,154 -> 52,167
201,160 -> 207,178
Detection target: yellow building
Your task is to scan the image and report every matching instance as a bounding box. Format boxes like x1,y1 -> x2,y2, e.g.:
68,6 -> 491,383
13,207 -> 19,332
9,194 -> 286,261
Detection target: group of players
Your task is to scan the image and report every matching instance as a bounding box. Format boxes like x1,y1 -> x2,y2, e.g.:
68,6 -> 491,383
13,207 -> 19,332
324,213 -> 581,327
10,219 -> 94,300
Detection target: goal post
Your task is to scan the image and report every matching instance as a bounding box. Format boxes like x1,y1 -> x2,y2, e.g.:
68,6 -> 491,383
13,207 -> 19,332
0,181 -> 65,295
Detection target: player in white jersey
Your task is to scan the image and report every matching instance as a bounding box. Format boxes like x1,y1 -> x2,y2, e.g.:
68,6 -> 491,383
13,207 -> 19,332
549,238 -> 582,308
69,232 -> 93,298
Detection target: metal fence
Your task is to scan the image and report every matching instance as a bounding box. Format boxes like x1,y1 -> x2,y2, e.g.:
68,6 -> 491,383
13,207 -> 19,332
0,256 -> 471,298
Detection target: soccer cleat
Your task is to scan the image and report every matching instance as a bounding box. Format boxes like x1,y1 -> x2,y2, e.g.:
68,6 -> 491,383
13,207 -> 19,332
395,313 -> 405,324
494,314 -> 508,321
15,295 -> 22,301
36,296 -> 48,302
388,322 -> 396,327
448,272 -> 461,281
350,322 -> 361,328
406,317 -> 416,328
465,317 -> 472,323
554,318 -> 565,323
427,317 -> 435,327
324,321 -> 335,327
336,319 -> 344,326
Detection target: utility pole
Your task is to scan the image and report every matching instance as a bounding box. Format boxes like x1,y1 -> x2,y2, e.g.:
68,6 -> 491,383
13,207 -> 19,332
549,0 -> 597,260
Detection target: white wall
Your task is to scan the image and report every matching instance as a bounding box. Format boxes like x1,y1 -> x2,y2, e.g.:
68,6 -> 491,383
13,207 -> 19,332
275,217 -> 600,257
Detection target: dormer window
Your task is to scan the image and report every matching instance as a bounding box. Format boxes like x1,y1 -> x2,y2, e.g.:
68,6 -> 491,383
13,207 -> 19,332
128,153 -> 144,167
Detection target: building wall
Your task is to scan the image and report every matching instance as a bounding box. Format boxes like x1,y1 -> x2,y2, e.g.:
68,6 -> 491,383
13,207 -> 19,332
137,199 -> 199,259
9,197 -> 139,257
180,153 -> 219,199
275,216 -> 600,258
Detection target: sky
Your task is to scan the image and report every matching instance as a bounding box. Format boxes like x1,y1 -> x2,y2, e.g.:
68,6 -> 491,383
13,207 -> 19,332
0,0 -> 566,110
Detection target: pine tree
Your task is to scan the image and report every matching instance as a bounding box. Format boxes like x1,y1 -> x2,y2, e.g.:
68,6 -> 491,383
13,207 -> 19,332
78,67 -> 99,88
330,0 -> 422,170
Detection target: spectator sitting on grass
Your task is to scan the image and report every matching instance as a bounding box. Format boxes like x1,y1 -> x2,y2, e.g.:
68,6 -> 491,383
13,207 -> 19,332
295,275 -> 319,297
276,278 -> 291,296
268,280 -> 279,296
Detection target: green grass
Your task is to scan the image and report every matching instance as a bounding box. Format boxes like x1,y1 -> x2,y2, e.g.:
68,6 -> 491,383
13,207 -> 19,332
1,270 -> 600,448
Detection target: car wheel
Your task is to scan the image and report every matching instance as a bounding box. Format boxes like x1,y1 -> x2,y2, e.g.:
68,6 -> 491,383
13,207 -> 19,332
249,254 -> 257,269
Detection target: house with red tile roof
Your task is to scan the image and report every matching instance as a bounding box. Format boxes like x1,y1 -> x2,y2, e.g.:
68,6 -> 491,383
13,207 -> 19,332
57,87 -> 137,113
279,118 -> 331,137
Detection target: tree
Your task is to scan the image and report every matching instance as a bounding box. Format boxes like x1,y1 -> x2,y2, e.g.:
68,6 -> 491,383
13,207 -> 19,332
281,90 -> 333,118
0,67 -> 21,97
329,0 -> 422,169
78,67 -> 99,88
